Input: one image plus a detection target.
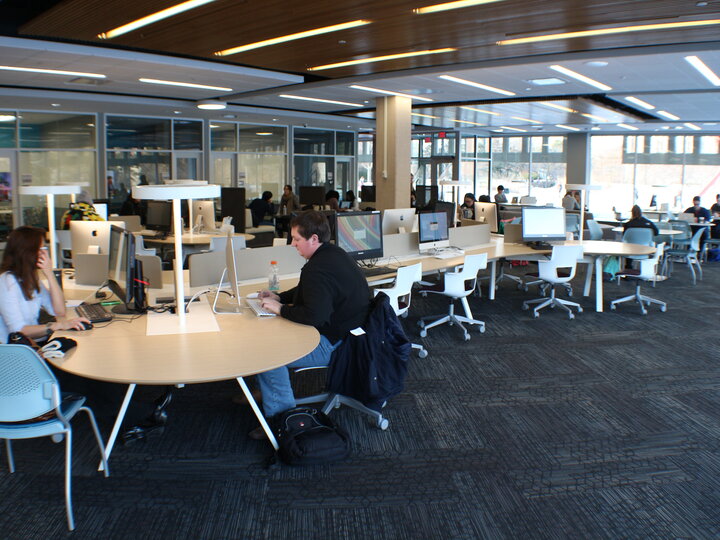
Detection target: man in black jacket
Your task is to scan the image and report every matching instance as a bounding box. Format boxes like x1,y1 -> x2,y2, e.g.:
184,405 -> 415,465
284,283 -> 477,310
252,211 -> 370,435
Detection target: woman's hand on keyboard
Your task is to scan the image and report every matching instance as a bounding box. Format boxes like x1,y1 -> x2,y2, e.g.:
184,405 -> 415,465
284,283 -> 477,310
259,298 -> 282,315
258,290 -> 280,301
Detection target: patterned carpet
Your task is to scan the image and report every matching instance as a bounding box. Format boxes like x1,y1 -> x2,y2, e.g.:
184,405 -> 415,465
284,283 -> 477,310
2,261 -> 719,539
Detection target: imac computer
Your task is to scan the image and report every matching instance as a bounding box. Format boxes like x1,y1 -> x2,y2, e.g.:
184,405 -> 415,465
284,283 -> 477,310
415,185 -> 439,209
360,185 -> 376,203
192,200 -> 217,232
221,187 -> 246,233
145,200 -> 172,237
335,211 -> 383,261
382,208 -> 417,234
107,225 -> 145,314
70,221 -> 117,256
521,206 -> 566,249
299,186 -> 326,207
473,202 -> 499,233
212,234 -> 243,314
418,211 -> 450,252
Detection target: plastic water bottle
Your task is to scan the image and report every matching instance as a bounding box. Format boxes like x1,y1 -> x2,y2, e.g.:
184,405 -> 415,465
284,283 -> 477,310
268,260 -> 280,292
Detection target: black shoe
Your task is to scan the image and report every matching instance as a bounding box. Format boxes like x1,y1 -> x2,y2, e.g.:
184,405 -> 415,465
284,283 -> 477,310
248,426 -> 268,441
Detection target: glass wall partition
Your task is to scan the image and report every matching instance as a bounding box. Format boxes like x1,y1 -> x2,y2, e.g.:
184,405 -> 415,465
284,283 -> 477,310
293,128 -> 354,204
238,125 -> 287,201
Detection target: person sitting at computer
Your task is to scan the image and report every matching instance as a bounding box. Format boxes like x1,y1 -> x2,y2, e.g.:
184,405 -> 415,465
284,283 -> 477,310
684,196 -> 711,222
562,190 -> 581,211
325,190 -> 341,212
458,192 -> 476,220
248,191 -> 275,227
710,194 -> 720,217
0,226 -> 90,344
250,211 -> 371,439
60,190 -> 104,229
279,184 -> 300,215
623,205 -> 658,236
494,185 -> 508,204
119,191 -> 147,225
345,190 -> 356,207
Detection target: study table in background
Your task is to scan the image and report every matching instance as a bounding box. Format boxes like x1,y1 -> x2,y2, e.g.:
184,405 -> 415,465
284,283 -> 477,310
139,230 -> 255,246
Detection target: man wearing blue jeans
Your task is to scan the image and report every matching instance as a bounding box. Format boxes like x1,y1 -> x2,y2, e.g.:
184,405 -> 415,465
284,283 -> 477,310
251,211 -> 370,438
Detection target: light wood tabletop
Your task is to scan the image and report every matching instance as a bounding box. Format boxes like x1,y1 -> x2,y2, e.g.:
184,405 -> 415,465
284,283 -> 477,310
139,231 -> 255,246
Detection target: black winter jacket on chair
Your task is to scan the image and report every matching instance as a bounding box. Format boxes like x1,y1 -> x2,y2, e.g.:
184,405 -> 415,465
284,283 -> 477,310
327,292 -> 411,412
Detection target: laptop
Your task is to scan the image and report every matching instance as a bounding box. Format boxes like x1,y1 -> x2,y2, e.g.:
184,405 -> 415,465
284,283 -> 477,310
678,212 -> 696,222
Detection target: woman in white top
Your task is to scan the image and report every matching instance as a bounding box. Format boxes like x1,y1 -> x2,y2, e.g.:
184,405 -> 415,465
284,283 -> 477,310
0,226 -> 88,343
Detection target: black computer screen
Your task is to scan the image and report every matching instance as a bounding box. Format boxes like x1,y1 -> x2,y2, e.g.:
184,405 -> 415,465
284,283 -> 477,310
360,185 -> 376,203
145,200 -> 172,232
299,186 -> 326,206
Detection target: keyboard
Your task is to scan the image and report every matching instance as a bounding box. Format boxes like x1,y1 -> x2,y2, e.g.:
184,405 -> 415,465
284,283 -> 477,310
434,249 -> 465,260
246,298 -> 276,317
528,242 -> 553,250
360,265 -> 394,277
75,303 -> 113,323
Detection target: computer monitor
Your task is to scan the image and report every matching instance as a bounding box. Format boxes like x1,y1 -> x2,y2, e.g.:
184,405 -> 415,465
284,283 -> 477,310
93,203 -> 108,220
335,211 -> 383,261
299,186 -> 326,207
432,201 -> 457,229
192,200 -> 216,231
360,185 -> 376,203
473,202 -> 499,233
415,185 -> 439,208
521,206 -> 566,244
145,200 -> 172,234
107,225 -> 145,314
382,208 -> 417,234
340,200 -> 353,209
221,187 -> 246,233
649,194 -> 657,208
69,221 -> 117,256
418,211 -> 450,252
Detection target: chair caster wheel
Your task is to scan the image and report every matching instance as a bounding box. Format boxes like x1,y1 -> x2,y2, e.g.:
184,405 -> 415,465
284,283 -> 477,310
522,303 -> 529,310
463,333 -> 470,341
51,434 -> 64,443
419,330 -> 427,338
568,313 -> 575,320
577,306 -> 583,313
660,306 -> 667,312
418,349 -> 428,358
378,418 -> 389,430
610,304 -> 616,310
478,326 -> 485,333
418,321 -> 425,328
532,312 -> 539,318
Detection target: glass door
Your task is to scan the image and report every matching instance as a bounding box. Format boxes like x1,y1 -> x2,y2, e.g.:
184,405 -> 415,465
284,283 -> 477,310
174,152 -> 202,180
335,157 -> 354,201
0,150 -> 16,243
211,153 -> 236,187
433,158 -> 456,203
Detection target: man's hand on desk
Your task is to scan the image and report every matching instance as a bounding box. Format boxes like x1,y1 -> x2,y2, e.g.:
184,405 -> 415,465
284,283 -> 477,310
259,298 -> 282,315
258,290 -> 280,302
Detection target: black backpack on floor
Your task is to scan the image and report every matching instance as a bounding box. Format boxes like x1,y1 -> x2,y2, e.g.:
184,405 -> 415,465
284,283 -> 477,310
274,406 -> 350,466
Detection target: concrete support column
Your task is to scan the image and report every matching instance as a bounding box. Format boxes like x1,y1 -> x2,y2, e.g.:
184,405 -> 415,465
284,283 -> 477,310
374,96 -> 411,211
566,132 -> 591,186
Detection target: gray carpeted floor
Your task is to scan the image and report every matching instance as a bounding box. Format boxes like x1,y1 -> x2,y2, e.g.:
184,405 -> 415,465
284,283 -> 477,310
2,262 -> 719,539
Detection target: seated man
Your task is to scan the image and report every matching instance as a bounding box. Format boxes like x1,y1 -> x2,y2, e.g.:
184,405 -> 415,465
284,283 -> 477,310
248,191 -> 275,228
684,195 -> 711,222
252,211 -> 371,438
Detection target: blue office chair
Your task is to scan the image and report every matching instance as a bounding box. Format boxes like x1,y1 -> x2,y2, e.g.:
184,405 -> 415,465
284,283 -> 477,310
665,227 -> 705,284
585,219 -> 603,241
0,344 -> 109,531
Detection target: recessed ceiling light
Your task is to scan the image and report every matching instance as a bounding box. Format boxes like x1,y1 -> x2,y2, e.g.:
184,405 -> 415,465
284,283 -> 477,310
555,124 -> 580,131
684,122 -> 702,130
461,106 -> 500,116
451,119 -> 485,126
414,0 -> 505,14
0,65 -> 105,79
539,102 -> 576,113
581,113 -> 607,121
215,20 -> 371,56
703,122 -> 717,125
0,115 -> 16,122
497,18 -> 720,45
657,110 -> 680,120
51,103 -> 61,107
549,65 -> 612,91
439,74 -> 516,96
255,132 -> 273,136
349,84 -> 434,101
500,126 -> 527,132
617,123 -> 638,131
624,96 -> 655,110
684,55 -> 720,86
527,77 -> 566,86
412,113 -> 440,119
661,126 -> 671,130
279,94 -> 364,107
173,110 -> 182,114
196,100 -> 227,110
512,116 -> 542,124
585,61 -> 609,67
99,0 -> 217,39
591,126 -> 602,131
308,48 -> 455,71
209,124 -> 221,128
139,78 -> 232,92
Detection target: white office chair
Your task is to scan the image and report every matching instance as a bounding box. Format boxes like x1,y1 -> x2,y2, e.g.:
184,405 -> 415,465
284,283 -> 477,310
522,245 -> 584,319
585,219 -> 603,241
134,235 -> 157,257
373,263 -> 428,358
418,253 -> 487,341
55,229 -> 73,267
208,235 -> 246,252
665,227 -> 704,284
272,237 -> 287,247
610,243 -> 666,315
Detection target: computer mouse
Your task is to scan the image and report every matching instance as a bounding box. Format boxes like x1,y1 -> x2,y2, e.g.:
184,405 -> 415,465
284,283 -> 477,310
71,321 -> 94,331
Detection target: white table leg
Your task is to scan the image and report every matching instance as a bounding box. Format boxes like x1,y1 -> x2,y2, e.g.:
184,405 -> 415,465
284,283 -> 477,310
594,255 -> 605,312
236,376 -> 279,451
172,199 -> 186,325
489,260 -> 496,300
46,193 -> 58,269
98,383 -> 136,471
583,259 -> 593,297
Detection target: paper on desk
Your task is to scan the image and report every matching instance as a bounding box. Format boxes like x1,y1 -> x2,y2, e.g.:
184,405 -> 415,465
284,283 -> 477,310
146,298 -> 220,335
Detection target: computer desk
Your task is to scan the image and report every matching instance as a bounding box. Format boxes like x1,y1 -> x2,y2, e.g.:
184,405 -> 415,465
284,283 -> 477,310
48,282 -> 319,468
140,230 -> 255,246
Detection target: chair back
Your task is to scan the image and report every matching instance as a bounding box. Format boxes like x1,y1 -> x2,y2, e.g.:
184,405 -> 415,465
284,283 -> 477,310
134,235 -> 157,256
538,245 -> 583,283
444,253 -> 488,297
669,220 -> 691,239
585,219 -> 603,240
56,230 -> 72,250
622,227 -> 655,246
689,226 -> 705,252
565,213 -> 580,236
375,262 -> 422,316
637,243 -> 664,280
0,345 -> 58,422
209,235 -> 246,252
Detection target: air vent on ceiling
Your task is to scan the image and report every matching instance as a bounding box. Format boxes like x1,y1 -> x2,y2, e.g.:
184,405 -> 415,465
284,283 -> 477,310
65,77 -> 109,86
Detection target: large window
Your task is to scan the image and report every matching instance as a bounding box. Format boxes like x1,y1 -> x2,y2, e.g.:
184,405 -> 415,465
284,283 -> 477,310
238,125 -> 287,201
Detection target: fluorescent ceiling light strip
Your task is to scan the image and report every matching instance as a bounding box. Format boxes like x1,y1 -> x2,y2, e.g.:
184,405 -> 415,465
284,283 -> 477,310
657,110 -> 680,120
617,123 -> 638,131
497,18 -> 720,45
581,113 -> 607,121
461,106 -> 500,116
684,122 -> 702,130
539,102 -> 575,113
556,124 -> 580,131
350,84 -> 434,101
451,119 -> 485,126
500,126 -> 527,132
684,55 -> 720,86
0,115 -> 16,122
511,116 -> 542,124
412,113 -> 440,118
625,96 -> 655,110
414,0 -> 504,14
99,0 -> 217,39
549,65 -> 612,91
139,78 -> 232,92
439,74 -> 516,96
308,48 -> 455,71
215,20 -> 371,56
279,94 -> 364,107
0,65 -> 106,79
